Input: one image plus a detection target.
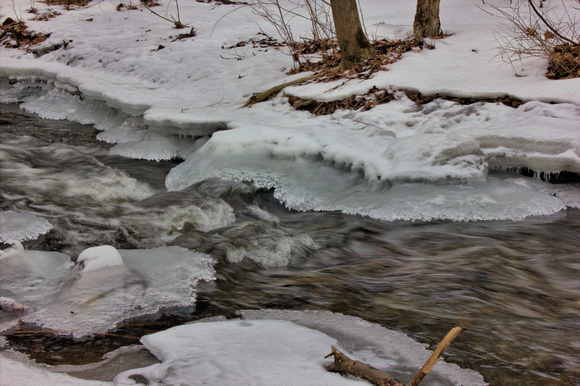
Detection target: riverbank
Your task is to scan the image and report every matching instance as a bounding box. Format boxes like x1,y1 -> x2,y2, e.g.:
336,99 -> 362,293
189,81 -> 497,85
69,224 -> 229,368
1,1 -> 580,384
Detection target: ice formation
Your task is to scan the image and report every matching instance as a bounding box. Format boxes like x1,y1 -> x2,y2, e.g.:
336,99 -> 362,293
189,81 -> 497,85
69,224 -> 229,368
0,211 -> 53,242
0,240 -> 74,302
114,311 -> 486,385
114,319 -> 368,385
1,245 -> 216,337
0,352 -> 111,386
240,310 -> 487,385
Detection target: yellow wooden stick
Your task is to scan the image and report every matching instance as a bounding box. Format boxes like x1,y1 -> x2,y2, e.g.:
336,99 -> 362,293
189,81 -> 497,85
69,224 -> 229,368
408,327 -> 463,386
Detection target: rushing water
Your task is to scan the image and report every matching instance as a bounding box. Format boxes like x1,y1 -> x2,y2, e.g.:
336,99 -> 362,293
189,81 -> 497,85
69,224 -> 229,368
1,103 -> 579,385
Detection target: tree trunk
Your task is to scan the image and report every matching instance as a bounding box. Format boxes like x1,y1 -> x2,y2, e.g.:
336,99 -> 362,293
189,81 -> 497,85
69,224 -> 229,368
413,0 -> 441,39
330,0 -> 374,69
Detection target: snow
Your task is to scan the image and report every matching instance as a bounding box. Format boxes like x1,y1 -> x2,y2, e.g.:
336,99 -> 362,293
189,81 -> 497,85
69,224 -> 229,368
77,245 -> 125,272
0,211 -> 53,242
289,0 -> 580,103
0,245 -> 216,337
113,311 -> 486,385
1,0 -> 579,221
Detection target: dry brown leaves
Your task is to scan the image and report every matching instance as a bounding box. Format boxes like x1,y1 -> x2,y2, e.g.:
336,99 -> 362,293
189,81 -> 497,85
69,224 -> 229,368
44,0 -> 91,8
287,86 -> 394,115
171,27 -> 196,41
287,38 -> 425,81
222,33 -> 283,50
287,88 -> 525,116
33,11 -> 62,21
1,18 -> 51,48
547,44 -> 580,79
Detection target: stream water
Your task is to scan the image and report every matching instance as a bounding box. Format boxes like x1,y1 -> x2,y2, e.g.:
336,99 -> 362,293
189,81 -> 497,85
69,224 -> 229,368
1,102 -> 579,385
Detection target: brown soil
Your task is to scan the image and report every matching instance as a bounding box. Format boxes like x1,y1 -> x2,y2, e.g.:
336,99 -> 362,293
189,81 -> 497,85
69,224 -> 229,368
1,18 -> 51,48
140,0 -> 160,6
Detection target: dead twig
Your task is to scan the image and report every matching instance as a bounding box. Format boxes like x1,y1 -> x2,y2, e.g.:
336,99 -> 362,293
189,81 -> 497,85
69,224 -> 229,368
325,346 -> 404,386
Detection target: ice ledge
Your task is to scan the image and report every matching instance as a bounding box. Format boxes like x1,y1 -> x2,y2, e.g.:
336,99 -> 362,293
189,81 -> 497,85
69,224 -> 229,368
1,60 -> 233,139
0,58 -> 151,116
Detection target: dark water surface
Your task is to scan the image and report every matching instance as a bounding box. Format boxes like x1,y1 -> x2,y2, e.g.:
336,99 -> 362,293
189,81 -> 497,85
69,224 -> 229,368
1,103 -> 579,385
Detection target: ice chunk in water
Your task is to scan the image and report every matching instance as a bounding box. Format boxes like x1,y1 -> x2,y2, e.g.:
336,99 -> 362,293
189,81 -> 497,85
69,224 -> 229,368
0,297 -> 28,313
0,211 -> 53,242
1,245 -> 215,337
240,310 -> 487,386
115,311 -> 486,386
114,319 -> 368,385
0,241 -> 74,303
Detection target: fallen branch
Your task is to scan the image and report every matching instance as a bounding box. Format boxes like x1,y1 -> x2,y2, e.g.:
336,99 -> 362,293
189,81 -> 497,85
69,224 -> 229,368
244,72 -> 325,106
324,326 -> 463,386
325,346 -> 404,386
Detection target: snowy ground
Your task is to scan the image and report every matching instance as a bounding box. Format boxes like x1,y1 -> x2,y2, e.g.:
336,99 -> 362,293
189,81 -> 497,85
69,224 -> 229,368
1,0 -> 579,222
0,0 -> 579,384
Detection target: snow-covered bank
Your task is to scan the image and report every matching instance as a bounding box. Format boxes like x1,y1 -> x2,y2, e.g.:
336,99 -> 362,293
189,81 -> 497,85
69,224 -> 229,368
1,0 -> 579,221
289,0 -> 580,103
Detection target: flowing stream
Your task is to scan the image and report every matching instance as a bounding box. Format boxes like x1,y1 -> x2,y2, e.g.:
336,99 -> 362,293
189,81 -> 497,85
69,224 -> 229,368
1,103 -> 579,385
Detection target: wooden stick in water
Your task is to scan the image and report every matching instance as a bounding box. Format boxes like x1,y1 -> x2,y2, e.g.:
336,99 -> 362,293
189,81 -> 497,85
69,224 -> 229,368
407,326 -> 463,386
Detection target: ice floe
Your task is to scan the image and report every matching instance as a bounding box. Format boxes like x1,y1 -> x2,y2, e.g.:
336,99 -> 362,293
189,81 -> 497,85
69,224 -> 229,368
1,244 -> 216,337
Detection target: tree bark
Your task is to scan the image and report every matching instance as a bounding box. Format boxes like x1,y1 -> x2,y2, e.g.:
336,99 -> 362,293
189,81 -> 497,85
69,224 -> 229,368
330,0 -> 374,69
413,0 -> 441,39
